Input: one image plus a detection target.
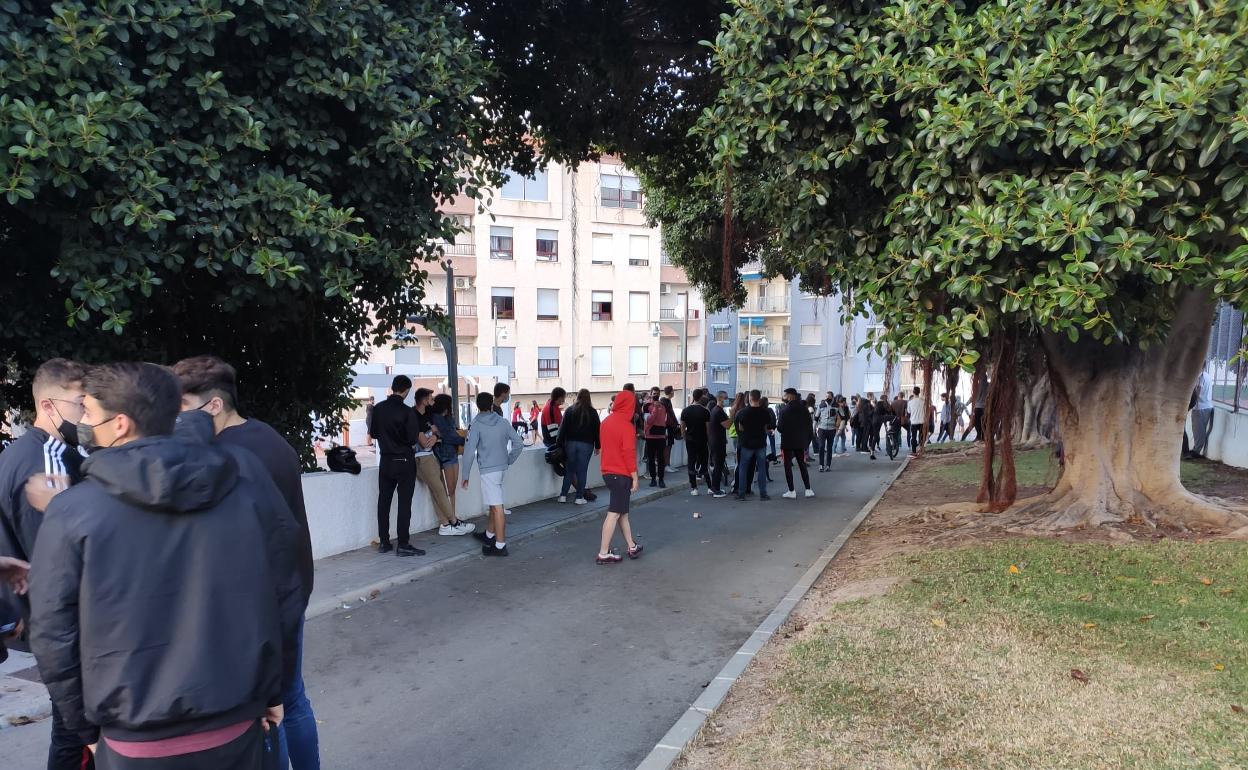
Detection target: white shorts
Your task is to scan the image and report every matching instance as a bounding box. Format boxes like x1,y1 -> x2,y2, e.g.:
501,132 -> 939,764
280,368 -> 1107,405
480,471 -> 506,507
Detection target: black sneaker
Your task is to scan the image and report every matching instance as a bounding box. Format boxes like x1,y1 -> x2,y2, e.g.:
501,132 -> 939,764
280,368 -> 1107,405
583,490 -> 598,501
712,490 -> 728,498
760,494 -> 771,501
378,542 -> 394,554
735,495 -> 746,501
658,479 -> 666,488
473,531 -> 495,543
627,544 -> 644,559
482,544 -> 509,557
649,479 -> 657,488
396,544 -> 425,557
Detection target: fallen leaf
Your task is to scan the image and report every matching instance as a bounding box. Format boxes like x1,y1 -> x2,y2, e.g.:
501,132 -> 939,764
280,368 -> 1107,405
7,715 -> 35,726
1197,621 -> 1211,630
1217,588 -> 1233,596
1151,578 -> 1169,586
1070,668 -> 1091,684
1083,622 -> 1097,629
1077,593 -> 1093,602
369,589 -> 380,599
1009,564 -> 1020,574
931,617 -> 947,628
1200,577 -> 1214,586
1214,663 -> 1226,672
1232,705 -> 1244,714
1138,614 -> 1156,623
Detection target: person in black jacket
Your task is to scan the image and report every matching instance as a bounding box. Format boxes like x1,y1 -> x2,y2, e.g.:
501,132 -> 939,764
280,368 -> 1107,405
777,388 -> 815,498
28,362 -> 303,769
367,375 -> 427,557
557,389 -> 601,504
172,355 -> 320,769
0,357 -> 95,770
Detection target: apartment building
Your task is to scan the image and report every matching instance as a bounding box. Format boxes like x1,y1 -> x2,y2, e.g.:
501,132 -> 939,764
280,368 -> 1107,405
703,267 -> 898,400
368,158 -> 705,407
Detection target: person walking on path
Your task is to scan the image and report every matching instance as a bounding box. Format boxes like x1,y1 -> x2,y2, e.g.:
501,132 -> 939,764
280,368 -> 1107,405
413,388 -> 475,538
368,375 -> 425,556
462,392 -> 524,557
1190,369 -> 1215,459
644,396 -> 670,488
173,355 -> 320,770
734,390 -> 773,501
430,394 -> 466,521
680,389 -> 714,496
707,393 -> 730,498
0,358 -> 95,770
937,393 -> 953,443
778,388 -> 815,498
890,392 -> 909,449
557,389 -> 600,504
597,390 -> 643,564
906,387 -> 926,452
815,391 -> 837,471
29,362 -> 305,770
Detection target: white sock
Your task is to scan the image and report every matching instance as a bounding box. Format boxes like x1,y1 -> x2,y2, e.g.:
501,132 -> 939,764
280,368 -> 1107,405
495,541 -> 506,549
486,531 -> 495,539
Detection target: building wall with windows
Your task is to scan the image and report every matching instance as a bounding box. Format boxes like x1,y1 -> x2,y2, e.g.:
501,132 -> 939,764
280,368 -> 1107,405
704,309 -> 740,398
372,158 -> 705,408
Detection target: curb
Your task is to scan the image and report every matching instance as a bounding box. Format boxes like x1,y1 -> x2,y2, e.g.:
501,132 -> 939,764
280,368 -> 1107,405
635,457 -> 911,770
305,483 -> 681,620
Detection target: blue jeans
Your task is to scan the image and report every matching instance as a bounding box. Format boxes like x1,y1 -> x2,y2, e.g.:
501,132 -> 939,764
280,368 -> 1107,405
560,440 -> 594,498
834,429 -> 847,453
276,618 -> 319,769
736,447 -> 768,497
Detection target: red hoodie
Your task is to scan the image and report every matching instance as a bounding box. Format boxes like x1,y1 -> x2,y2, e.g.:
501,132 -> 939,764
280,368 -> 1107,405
601,390 -> 638,477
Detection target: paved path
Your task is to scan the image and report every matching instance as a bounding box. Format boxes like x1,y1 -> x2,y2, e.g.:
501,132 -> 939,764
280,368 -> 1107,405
0,453 -> 897,769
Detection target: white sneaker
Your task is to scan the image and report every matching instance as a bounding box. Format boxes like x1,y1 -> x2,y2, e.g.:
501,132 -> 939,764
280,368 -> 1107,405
782,490 -> 797,499
691,489 -> 699,497
574,497 -> 588,505
504,508 -> 513,516
557,495 -> 568,504
439,522 -> 476,536
805,489 -> 815,498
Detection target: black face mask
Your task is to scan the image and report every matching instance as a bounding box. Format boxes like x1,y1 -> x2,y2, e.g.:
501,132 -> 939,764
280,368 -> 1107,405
50,403 -> 80,448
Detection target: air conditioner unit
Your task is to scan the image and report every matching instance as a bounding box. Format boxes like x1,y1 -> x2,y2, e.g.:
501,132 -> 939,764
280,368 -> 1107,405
660,283 -> 672,295
431,337 -> 444,351
453,276 -> 473,290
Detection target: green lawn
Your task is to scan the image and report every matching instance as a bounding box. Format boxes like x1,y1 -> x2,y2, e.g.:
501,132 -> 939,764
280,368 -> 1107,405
914,448 -> 1223,492
698,540 -> 1247,769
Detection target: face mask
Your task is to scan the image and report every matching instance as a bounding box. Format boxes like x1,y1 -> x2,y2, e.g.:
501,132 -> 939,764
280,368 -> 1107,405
77,417 -> 116,453
50,403 -> 80,448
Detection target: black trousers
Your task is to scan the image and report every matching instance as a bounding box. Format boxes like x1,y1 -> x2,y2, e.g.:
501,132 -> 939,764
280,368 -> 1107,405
782,449 -> 810,491
50,702 -> 95,770
907,424 -> 923,451
645,438 -> 667,481
708,441 -> 727,493
377,455 -> 416,546
96,721 -> 267,770
686,441 -> 712,489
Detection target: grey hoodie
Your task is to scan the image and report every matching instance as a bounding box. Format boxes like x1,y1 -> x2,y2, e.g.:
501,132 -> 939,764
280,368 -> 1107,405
461,410 -> 525,480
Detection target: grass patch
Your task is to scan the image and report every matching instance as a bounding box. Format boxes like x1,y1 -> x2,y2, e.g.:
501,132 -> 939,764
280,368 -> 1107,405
699,541 -> 1248,770
914,447 -> 1056,488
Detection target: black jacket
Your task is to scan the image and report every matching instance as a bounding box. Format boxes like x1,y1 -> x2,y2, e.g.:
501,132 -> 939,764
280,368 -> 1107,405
368,394 -> 421,458
558,404 -> 601,448
777,401 -> 814,450
28,432 -> 304,745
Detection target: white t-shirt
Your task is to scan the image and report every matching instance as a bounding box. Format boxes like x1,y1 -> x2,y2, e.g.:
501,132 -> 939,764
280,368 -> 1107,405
907,397 -> 925,424
1196,372 -> 1214,411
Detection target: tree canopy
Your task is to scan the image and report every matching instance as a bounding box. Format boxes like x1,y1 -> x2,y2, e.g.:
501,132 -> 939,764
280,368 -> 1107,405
1,0 -> 511,461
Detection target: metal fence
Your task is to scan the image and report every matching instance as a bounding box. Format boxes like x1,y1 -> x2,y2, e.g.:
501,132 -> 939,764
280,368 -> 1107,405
1209,304 -> 1247,411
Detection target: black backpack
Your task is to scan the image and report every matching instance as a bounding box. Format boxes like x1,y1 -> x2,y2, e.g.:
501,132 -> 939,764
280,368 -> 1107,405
326,445 -> 361,474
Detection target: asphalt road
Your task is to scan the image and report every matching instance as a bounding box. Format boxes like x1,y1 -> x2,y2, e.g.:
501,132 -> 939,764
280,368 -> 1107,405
0,453 -> 897,770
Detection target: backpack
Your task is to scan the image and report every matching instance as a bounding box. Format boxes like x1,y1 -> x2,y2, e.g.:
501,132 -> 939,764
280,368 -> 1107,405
326,445 -> 361,474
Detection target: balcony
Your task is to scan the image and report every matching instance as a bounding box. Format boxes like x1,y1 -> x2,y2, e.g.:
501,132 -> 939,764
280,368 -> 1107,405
659,361 -> 701,373
410,304 -> 478,337
445,242 -> 477,277
659,308 -> 701,321
738,339 -> 789,358
740,295 -> 790,315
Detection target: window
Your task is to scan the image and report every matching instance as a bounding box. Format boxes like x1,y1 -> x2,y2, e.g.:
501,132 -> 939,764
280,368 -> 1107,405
629,346 -> 648,375
629,291 -> 650,322
535,229 -> 558,261
591,290 -> 613,321
661,249 -> 674,266
536,288 -> 559,320
431,337 -> 444,351
800,372 -> 819,392
628,235 -> 650,266
490,226 -> 514,260
491,287 -> 515,319
537,347 -> 559,379
800,325 -> 821,346
591,347 -> 611,376
601,170 -> 641,209
592,233 -> 614,265
711,364 -> 731,384
500,167 -> 549,201
712,324 -> 730,344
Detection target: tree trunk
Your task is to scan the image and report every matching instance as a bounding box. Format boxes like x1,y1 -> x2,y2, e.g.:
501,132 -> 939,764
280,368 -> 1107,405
1022,289 -> 1248,535
1015,370 -> 1055,447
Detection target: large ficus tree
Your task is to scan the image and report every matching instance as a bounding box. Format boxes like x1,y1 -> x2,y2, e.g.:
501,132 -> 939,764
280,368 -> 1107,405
685,0 -> 1248,532
0,0 -> 510,462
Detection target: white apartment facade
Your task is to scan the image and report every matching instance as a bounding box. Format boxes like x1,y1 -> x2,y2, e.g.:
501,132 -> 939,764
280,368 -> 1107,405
369,157 -> 705,407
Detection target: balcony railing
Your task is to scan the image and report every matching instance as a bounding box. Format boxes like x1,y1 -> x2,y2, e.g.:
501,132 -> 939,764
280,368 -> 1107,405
426,303 -> 477,317
659,308 -> 702,321
659,361 -> 701,373
440,242 -> 475,256
738,339 -> 789,357
741,295 -> 790,314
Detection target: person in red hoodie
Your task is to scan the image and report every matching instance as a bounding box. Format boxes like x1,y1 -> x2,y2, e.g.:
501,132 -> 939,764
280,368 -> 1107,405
597,390 -> 643,565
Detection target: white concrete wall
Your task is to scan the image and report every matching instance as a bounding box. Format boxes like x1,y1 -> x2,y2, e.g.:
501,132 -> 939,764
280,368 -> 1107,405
1198,404 -> 1248,470
301,441 -> 687,560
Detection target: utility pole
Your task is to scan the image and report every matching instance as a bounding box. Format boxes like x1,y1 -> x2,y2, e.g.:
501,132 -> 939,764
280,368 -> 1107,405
407,264 -> 460,427
681,291 -> 689,406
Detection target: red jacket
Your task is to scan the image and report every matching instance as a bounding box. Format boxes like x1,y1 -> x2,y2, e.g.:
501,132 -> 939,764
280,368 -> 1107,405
601,390 -> 638,476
